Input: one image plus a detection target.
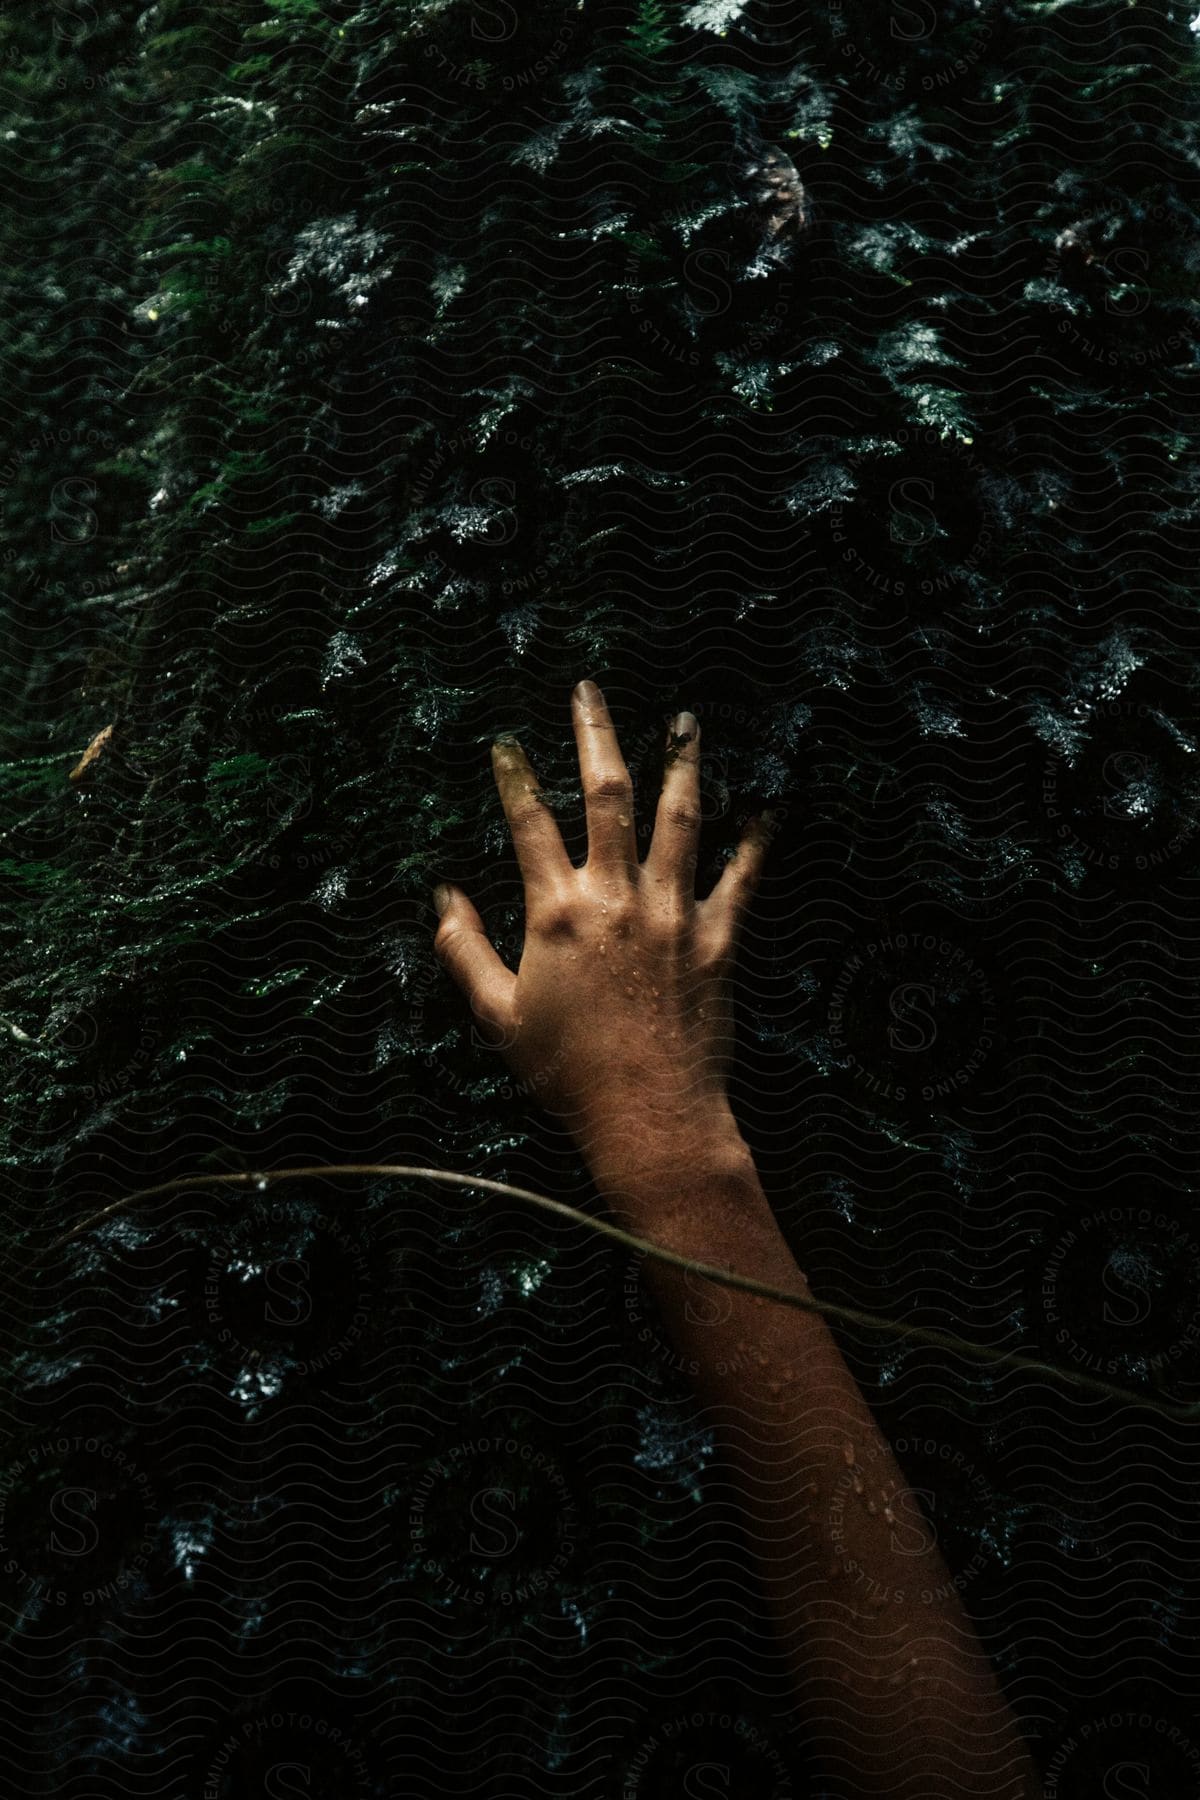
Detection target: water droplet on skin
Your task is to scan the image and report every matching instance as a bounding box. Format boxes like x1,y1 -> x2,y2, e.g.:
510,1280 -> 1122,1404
867,1500 -> 877,1514
617,814 -> 630,828
625,985 -> 634,996
255,1178 -> 269,1191
842,1444 -> 856,1467
852,1473 -> 864,1495
883,1506 -> 896,1525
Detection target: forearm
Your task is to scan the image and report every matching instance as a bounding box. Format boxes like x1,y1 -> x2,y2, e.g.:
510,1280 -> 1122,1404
587,1113 -> 1038,1800
434,683 -> 1037,1794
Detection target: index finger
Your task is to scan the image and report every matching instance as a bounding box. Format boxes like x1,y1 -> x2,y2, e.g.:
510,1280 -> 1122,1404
492,736 -> 573,889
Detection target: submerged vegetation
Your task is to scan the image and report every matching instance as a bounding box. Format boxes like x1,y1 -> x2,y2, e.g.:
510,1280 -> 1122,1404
1,0 -> 1198,1791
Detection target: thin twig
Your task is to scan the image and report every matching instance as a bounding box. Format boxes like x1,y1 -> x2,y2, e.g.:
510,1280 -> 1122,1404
45,1162 -> 1200,1420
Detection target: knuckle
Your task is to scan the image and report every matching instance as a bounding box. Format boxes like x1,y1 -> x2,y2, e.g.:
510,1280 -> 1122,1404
663,802 -> 701,835
695,927 -> 731,970
509,793 -> 549,832
641,922 -> 674,959
691,945 -> 727,983
529,893 -> 577,938
586,772 -> 632,804
642,900 -> 684,943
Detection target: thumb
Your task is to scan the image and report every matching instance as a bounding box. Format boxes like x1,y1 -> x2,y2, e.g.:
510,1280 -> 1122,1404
432,883 -> 518,1046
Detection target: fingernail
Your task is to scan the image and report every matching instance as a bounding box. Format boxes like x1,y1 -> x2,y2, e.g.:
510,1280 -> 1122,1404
670,711 -> 697,740
432,882 -> 452,916
574,679 -> 601,705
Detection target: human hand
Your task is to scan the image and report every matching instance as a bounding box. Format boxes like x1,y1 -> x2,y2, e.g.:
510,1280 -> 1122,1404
431,685 -> 1040,1800
431,680 -> 777,1184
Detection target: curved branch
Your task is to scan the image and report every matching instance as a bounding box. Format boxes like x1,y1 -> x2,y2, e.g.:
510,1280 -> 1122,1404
46,1162 -> 1200,1420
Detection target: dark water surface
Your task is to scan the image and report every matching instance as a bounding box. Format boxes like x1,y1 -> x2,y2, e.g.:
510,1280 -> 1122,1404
2,2 -> 1199,1795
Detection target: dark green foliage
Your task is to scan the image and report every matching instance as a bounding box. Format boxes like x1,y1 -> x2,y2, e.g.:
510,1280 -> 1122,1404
2,0 -> 1199,1793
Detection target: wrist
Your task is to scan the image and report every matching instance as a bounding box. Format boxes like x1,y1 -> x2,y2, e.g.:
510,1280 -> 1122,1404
580,1104 -> 765,1232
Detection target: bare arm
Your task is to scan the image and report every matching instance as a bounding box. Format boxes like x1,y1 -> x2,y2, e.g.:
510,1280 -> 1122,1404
432,678 -> 1038,1800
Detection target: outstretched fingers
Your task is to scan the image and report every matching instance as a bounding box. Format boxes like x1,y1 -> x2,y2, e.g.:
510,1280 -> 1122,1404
491,735 -> 573,890
698,810 -> 779,957
571,680 -> 638,877
432,883 -> 518,1047
643,710 -> 701,900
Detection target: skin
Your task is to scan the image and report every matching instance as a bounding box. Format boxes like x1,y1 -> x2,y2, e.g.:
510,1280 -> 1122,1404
432,678 -> 1039,1800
